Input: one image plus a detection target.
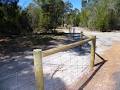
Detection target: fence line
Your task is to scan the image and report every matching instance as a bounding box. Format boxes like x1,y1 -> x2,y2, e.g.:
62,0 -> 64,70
33,35 -> 96,90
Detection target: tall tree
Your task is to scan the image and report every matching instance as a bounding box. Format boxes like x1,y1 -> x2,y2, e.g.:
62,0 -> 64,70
0,0 -> 21,34
80,0 -> 120,31
33,0 -> 65,32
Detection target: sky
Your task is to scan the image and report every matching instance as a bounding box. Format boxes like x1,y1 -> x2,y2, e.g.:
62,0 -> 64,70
18,0 -> 82,10
65,0 -> 82,9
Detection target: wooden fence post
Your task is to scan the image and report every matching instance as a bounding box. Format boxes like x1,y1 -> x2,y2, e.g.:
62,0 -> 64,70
80,31 -> 83,40
90,36 -> 96,70
33,49 -> 44,90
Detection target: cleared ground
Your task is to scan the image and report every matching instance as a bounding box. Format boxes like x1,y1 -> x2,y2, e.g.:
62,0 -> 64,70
0,28 -> 120,90
83,42 -> 120,90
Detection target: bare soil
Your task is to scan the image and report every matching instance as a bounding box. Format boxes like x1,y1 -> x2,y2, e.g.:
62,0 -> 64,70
82,42 -> 120,90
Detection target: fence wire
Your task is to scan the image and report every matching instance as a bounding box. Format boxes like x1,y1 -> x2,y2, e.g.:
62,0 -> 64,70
0,33 -> 92,90
43,44 -> 91,90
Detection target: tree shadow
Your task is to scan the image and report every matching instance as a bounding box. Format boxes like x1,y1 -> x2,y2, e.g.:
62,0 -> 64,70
63,33 -> 91,56
0,55 -> 35,90
0,35 -> 57,57
69,42 -> 91,56
0,55 -> 66,90
44,74 -> 66,90
0,33 -> 97,90
78,53 -> 107,90
0,33 -> 86,57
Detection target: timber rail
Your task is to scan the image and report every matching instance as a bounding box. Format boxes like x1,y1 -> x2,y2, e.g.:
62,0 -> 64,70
33,35 -> 96,90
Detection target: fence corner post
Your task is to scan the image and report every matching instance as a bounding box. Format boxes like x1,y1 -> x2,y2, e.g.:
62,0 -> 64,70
33,49 -> 44,90
90,36 -> 96,70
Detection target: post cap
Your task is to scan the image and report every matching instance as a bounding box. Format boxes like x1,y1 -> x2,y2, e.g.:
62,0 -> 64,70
33,49 -> 42,52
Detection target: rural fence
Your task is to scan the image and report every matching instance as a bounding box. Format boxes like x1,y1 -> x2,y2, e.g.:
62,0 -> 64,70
33,35 -> 96,90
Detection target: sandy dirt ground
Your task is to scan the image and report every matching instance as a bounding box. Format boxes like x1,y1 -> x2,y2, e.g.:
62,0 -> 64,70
0,28 -> 120,90
82,42 -> 120,90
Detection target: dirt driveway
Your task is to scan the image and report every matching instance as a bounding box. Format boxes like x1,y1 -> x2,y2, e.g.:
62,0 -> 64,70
82,42 -> 120,90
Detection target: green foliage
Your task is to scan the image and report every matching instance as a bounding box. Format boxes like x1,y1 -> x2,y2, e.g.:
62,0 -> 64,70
1,0 -> 119,34
0,0 -> 33,35
29,0 -> 81,32
63,1 -> 81,27
80,0 -> 120,31
31,0 -> 65,32
80,9 -> 90,27
0,0 -> 20,34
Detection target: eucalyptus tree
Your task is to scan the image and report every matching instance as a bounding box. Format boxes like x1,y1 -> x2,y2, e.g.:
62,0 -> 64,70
0,0 -> 21,34
65,8 -> 80,26
32,0 -> 65,32
80,0 -> 120,31
62,1 -> 73,27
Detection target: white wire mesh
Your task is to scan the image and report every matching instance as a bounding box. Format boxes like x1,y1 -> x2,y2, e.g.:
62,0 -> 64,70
43,45 -> 91,90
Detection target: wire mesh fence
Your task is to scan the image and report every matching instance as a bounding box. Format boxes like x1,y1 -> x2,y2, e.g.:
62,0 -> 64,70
43,45 -> 91,90
33,35 -> 96,90
0,34 -> 96,90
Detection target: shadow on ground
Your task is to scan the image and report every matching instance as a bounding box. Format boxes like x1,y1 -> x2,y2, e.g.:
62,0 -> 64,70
0,35 -> 56,56
69,42 -> 91,56
0,34 -> 82,57
70,34 -> 91,56
0,33 -> 92,90
79,53 -> 107,90
0,55 -> 66,90
0,33 -> 89,57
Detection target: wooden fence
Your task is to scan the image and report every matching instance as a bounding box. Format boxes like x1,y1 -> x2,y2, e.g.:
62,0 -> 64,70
33,35 -> 96,90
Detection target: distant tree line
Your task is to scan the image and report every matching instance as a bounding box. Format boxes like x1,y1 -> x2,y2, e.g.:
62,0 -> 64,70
0,0 -> 33,35
0,0 -> 120,35
80,0 -> 120,31
0,0 -> 80,34
27,0 -> 80,33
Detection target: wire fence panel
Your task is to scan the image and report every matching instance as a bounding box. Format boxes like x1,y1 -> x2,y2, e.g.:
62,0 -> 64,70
43,44 -> 91,90
0,34 -> 95,90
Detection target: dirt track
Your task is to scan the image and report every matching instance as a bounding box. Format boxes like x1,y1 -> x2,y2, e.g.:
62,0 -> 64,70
83,42 -> 120,90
